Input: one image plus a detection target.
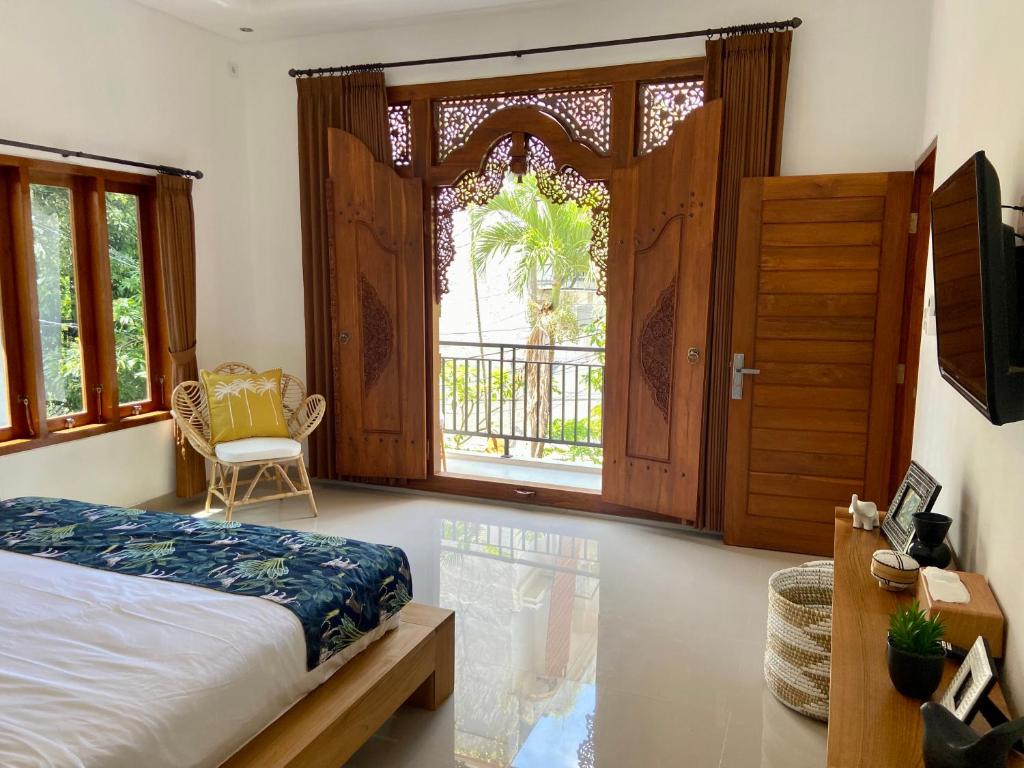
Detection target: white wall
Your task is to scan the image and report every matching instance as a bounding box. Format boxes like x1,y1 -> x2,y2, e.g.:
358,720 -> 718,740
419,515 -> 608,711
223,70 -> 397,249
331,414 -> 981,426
0,422 -> 174,506
0,0 -> 250,504
913,0 -> 1024,705
235,0 -> 933,383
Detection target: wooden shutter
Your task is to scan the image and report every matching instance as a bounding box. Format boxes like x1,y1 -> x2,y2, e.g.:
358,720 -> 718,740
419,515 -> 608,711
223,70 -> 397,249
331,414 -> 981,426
601,101 -> 723,522
724,173 -> 912,555
328,129 -> 427,478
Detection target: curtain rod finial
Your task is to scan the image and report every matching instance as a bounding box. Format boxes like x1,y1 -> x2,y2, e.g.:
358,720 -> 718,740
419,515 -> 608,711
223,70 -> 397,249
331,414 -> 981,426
791,17 -> 803,28
288,68 -> 298,77
192,171 -> 204,180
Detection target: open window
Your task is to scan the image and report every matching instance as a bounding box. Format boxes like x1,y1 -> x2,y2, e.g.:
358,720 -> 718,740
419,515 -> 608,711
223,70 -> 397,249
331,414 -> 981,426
103,182 -> 164,417
0,157 -> 169,452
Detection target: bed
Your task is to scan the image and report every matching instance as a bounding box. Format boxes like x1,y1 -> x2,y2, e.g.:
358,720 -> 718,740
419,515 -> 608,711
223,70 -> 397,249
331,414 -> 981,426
0,497 -> 454,768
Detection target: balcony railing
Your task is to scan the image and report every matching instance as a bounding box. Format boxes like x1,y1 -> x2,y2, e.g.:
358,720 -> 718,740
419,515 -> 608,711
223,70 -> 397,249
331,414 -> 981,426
440,340 -> 604,456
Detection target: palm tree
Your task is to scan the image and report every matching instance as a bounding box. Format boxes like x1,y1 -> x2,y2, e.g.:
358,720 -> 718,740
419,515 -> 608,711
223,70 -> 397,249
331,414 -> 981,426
238,378 -> 256,426
211,379 -> 243,427
468,173 -> 597,457
468,174 -> 595,310
253,377 -> 282,425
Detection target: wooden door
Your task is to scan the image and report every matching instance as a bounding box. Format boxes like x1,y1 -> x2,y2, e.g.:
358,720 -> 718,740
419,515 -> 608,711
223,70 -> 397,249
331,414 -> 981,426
889,145 -> 936,500
724,173 -> 912,555
602,101 -> 723,522
328,129 -> 427,478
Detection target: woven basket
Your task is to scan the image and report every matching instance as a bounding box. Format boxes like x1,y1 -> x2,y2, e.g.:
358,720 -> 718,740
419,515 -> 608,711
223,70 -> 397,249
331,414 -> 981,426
764,560 -> 833,722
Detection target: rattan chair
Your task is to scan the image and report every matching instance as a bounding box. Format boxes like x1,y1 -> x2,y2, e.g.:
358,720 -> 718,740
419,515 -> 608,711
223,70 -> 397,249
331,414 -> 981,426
171,362 -> 326,521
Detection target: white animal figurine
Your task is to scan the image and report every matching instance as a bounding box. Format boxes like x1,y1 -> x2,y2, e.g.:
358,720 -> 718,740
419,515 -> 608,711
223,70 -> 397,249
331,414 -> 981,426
849,494 -> 879,531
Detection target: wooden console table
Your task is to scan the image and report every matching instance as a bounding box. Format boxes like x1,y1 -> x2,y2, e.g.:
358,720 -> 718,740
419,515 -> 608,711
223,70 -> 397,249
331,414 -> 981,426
828,509 -> 1021,767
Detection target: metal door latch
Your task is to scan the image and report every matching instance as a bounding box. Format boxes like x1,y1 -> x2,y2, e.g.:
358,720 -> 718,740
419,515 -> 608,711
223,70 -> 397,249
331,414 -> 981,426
731,353 -> 760,400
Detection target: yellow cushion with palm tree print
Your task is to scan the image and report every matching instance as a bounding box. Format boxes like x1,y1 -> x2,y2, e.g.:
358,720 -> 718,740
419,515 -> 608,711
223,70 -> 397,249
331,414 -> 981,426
201,368 -> 290,445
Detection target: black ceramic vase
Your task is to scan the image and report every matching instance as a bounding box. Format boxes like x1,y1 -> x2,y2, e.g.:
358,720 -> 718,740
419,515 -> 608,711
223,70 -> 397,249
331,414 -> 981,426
922,701 -> 1024,768
887,636 -> 945,699
908,511 -> 953,568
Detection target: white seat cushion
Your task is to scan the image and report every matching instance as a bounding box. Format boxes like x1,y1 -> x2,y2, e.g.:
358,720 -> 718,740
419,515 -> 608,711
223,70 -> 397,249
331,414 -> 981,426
215,437 -> 302,463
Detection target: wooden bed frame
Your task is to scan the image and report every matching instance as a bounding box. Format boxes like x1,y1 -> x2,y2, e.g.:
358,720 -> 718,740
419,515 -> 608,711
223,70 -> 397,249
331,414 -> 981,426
222,602 -> 454,768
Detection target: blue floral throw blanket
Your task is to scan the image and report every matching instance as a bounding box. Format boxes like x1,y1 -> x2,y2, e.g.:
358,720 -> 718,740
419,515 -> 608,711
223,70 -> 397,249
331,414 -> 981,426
0,497 -> 412,669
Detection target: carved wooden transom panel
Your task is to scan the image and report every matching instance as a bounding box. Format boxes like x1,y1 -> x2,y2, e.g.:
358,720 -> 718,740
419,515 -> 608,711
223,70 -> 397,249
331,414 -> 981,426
637,79 -> 705,156
434,88 -> 613,162
359,274 -> 394,390
388,103 -> 412,168
433,135 -> 610,297
434,136 -> 513,297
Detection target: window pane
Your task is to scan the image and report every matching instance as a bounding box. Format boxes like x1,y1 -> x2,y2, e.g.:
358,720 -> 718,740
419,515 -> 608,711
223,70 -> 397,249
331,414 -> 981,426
31,184 -> 85,417
105,192 -> 149,404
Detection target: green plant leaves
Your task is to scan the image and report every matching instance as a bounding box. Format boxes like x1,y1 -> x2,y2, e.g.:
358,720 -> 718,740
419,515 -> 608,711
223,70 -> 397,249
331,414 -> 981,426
889,599 -> 945,655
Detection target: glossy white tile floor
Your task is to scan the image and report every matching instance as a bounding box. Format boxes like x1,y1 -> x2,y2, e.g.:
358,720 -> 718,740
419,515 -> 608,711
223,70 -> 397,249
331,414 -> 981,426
147,483 -> 827,768
443,452 -> 602,491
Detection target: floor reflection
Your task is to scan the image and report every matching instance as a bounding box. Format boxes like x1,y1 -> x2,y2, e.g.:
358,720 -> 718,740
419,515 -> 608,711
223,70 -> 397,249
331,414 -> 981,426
440,520 -> 599,768
142,484 -> 827,767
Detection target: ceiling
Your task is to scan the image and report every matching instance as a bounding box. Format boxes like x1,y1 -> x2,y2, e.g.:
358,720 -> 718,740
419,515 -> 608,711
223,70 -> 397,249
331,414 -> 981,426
134,0 -> 571,41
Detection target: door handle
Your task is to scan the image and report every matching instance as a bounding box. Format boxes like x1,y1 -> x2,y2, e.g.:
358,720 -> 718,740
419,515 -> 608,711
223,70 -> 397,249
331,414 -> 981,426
338,331 -> 350,344
731,353 -> 760,400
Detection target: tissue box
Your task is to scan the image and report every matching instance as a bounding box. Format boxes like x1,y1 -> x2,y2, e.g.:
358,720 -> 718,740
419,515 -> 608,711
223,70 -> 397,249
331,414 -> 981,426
916,571 -> 1005,657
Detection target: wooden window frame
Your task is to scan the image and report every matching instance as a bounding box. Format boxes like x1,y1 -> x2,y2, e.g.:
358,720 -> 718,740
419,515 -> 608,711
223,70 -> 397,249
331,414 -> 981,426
29,169 -> 101,432
0,154 -> 170,456
104,179 -> 167,419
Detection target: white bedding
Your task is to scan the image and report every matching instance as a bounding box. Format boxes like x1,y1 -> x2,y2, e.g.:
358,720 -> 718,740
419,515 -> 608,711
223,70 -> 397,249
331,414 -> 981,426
0,550 -> 398,767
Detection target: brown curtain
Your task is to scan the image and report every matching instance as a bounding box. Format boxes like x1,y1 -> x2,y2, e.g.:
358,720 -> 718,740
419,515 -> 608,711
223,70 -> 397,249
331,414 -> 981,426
700,31 -> 792,532
156,174 -> 207,498
297,72 -> 390,479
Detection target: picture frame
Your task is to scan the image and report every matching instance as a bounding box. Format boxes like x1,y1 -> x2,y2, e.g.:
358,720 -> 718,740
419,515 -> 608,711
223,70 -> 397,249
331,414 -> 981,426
882,461 -> 942,552
939,636 -> 998,722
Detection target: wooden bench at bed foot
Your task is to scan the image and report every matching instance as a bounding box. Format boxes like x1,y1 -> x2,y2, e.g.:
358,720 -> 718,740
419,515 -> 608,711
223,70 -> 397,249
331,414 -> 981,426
222,603 -> 454,768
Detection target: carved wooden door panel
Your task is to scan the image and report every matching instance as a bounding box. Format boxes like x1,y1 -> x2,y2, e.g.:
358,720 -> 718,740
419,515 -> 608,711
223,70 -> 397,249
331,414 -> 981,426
723,173 -> 912,555
601,101 -> 723,521
328,129 -> 427,478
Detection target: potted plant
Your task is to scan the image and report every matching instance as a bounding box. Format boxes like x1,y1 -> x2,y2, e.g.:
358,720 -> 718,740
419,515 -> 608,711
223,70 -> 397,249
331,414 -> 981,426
887,600 -> 946,699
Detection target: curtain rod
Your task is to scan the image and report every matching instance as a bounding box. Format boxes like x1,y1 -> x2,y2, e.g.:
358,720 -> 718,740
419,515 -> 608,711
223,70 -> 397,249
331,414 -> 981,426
288,17 -> 801,78
0,138 -> 204,180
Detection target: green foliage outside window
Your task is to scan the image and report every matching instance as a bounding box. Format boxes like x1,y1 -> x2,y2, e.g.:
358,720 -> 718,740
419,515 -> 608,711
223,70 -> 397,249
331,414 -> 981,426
444,174 -> 606,464
31,185 -> 83,417
548,405 -> 603,463
468,173 -> 597,347
29,185 -> 149,417
442,360 -> 523,450
105,192 -> 149,404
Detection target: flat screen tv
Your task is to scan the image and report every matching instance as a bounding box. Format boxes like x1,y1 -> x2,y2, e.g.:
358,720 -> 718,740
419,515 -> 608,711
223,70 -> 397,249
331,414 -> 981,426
930,151 -> 1024,425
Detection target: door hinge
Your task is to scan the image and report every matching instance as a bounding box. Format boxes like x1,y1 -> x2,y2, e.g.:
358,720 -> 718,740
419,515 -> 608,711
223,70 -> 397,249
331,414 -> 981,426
908,212 -> 919,234
896,363 -> 906,384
